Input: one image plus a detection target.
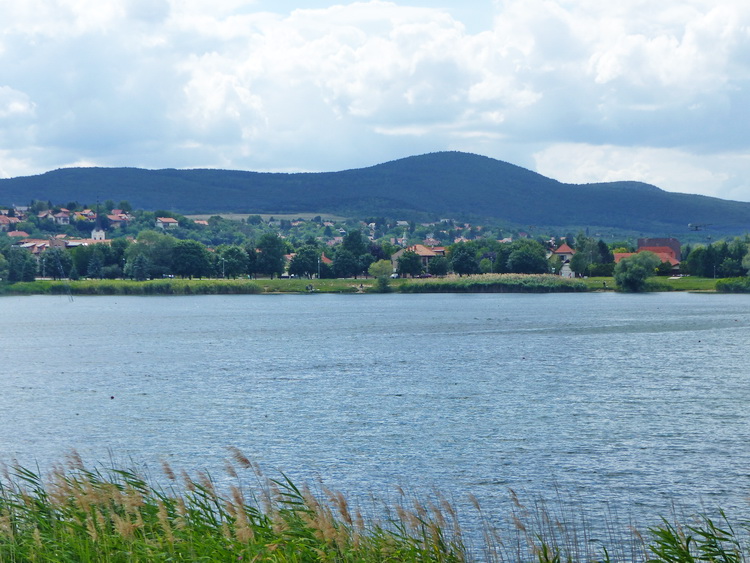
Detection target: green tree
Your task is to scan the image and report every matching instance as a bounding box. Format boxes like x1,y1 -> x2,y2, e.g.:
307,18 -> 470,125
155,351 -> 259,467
397,251 -> 423,278
216,245 -> 249,278
450,245 -> 479,276
614,251 -> 661,292
427,255 -> 449,276
41,248 -> 72,280
0,253 -> 8,280
333,247 -> 359,278
288,246 -> 320,279
87,250 -> 104,279
506,239 -> 549,274
125,230 -> 175,278
341,230 -> 369,257
129,253 -> 150,281
368,259 -> 393,278
172,239 -> 211,279
718,257 -> 743,278
368,259 -> 393,292
255,233 -> 286,278
743,250 -> 750,275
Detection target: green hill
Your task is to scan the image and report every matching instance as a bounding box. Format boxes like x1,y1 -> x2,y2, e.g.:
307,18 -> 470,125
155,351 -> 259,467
2,151 -> 749,235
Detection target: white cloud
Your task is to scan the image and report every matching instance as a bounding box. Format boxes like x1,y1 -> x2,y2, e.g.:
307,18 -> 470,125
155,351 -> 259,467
532,143 -> 750,202
0,0 -> 750,201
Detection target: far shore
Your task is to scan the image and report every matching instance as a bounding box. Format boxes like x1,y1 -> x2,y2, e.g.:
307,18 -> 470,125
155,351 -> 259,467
0,274 -> 727,296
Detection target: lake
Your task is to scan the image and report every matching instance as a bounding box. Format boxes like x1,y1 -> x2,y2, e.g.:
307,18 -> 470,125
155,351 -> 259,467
2,291 -> 750,548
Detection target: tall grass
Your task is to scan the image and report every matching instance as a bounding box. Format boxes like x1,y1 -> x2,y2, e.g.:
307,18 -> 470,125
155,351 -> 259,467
716,277 -> 750,293
0,451 -> 464,562
399,274 -> 588,294
2,279 -> 263,295
3,452 -> 747,561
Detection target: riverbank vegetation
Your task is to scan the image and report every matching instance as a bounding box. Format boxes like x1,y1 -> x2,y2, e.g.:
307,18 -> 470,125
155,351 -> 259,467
0,274 -> 734,296
2,202 -> 749,294
399,273 -> 588,293
1,453 -> 748,562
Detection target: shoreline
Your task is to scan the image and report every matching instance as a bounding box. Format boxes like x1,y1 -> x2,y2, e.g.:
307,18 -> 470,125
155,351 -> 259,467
0,274 -> 732,295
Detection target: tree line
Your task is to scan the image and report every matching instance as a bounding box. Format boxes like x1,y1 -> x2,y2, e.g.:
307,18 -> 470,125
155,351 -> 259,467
2,227 -> 750,284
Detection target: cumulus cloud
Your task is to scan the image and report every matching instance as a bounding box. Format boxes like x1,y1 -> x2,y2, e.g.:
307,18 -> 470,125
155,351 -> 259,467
0,0 -> 749,200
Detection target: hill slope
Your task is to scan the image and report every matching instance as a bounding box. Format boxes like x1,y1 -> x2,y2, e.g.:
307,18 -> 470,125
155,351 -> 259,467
2,152 -> 749,235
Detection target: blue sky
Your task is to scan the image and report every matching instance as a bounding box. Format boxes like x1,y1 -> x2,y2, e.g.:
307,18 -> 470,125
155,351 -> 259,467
2,0 -> 750,202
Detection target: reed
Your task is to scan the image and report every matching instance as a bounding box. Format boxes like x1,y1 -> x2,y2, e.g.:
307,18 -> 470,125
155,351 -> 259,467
399,274 -> 588,294
0,453 -> 465,562
3,452 -> 747,562
716,277 -> 750,293
2,279 -> 263,295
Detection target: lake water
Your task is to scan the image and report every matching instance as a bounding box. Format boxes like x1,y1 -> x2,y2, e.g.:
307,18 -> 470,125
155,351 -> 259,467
2,292 -> 750,549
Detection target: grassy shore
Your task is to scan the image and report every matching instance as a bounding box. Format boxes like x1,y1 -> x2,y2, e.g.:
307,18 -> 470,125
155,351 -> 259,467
399,274 -> 588,293
0,275 -> 733,296
0,453 -> 747,562
581,276 -> 721,292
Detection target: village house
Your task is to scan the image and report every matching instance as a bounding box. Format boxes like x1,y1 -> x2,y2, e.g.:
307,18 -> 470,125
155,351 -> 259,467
390,244 -> 446,271
53,210 -> 71,225
156,217 -> 179,229
614,238 -> 682,273
551,243 -> 576,263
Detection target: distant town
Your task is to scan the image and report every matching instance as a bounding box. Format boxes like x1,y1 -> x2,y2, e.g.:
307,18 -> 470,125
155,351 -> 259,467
1,200 -> 749,284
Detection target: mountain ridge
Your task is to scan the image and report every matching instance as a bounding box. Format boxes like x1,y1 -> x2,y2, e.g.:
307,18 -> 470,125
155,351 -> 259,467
2,151 -> 748,236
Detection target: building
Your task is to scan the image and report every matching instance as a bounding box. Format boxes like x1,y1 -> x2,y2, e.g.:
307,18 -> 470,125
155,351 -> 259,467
391,244 -> 446,270
156,217 -> 179,229
552,243 -> 576,263
637,238 -> 681,261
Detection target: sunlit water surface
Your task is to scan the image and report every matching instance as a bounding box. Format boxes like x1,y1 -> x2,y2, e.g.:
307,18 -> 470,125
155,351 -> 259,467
2,292 -> 750,545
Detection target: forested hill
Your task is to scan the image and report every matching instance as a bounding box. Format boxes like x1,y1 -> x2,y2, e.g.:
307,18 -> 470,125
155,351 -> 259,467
2,151 -> 750,235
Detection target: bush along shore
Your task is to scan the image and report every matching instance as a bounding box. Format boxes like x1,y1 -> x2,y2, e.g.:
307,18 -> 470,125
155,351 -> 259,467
1,453 -> 749,562
399,274 -> 589,293
0,274 -> 740,295
0,275 -> 587,295
0,279 -> 263,295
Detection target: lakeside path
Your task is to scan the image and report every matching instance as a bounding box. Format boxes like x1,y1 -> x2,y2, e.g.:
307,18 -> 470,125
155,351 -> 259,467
0,275 -> 723,295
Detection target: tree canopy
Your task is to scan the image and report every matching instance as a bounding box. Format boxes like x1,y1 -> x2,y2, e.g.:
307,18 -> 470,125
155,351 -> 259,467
614,251 -> 661,292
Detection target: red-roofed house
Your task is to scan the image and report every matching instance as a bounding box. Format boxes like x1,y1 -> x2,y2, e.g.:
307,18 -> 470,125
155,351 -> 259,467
552,243 -> 576,263
156,217 -> 179,229
390,244 -> 445,270
639,246 -> 679,265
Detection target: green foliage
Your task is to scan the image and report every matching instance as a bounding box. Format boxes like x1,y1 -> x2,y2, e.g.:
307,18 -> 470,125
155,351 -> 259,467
333,247 -> 360,278
5,152 -> 750,233
39,247 -> 72,279
683,238 -> 750,278
570,234 -> 614,276
125,230 -> 176,278
341,229 -> 369,256
368,259 -> 392,279
449,245 -> 480,276
7,247 -> 37,282
506,239 -> 549,274
287,245 -> 319,279
397,250 -> 423,277
647,512 -> 743,563
172,239 -> 212,279
128,253 -> 150,281
614,251 -> 661,292
255,233 -> 286,278
0,456 -> 465,563
428,255 -> 449,276
716,277 -> 750,293
216,244 -> 249,278
0,252 -> 8,280
400,273 -> 588,293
